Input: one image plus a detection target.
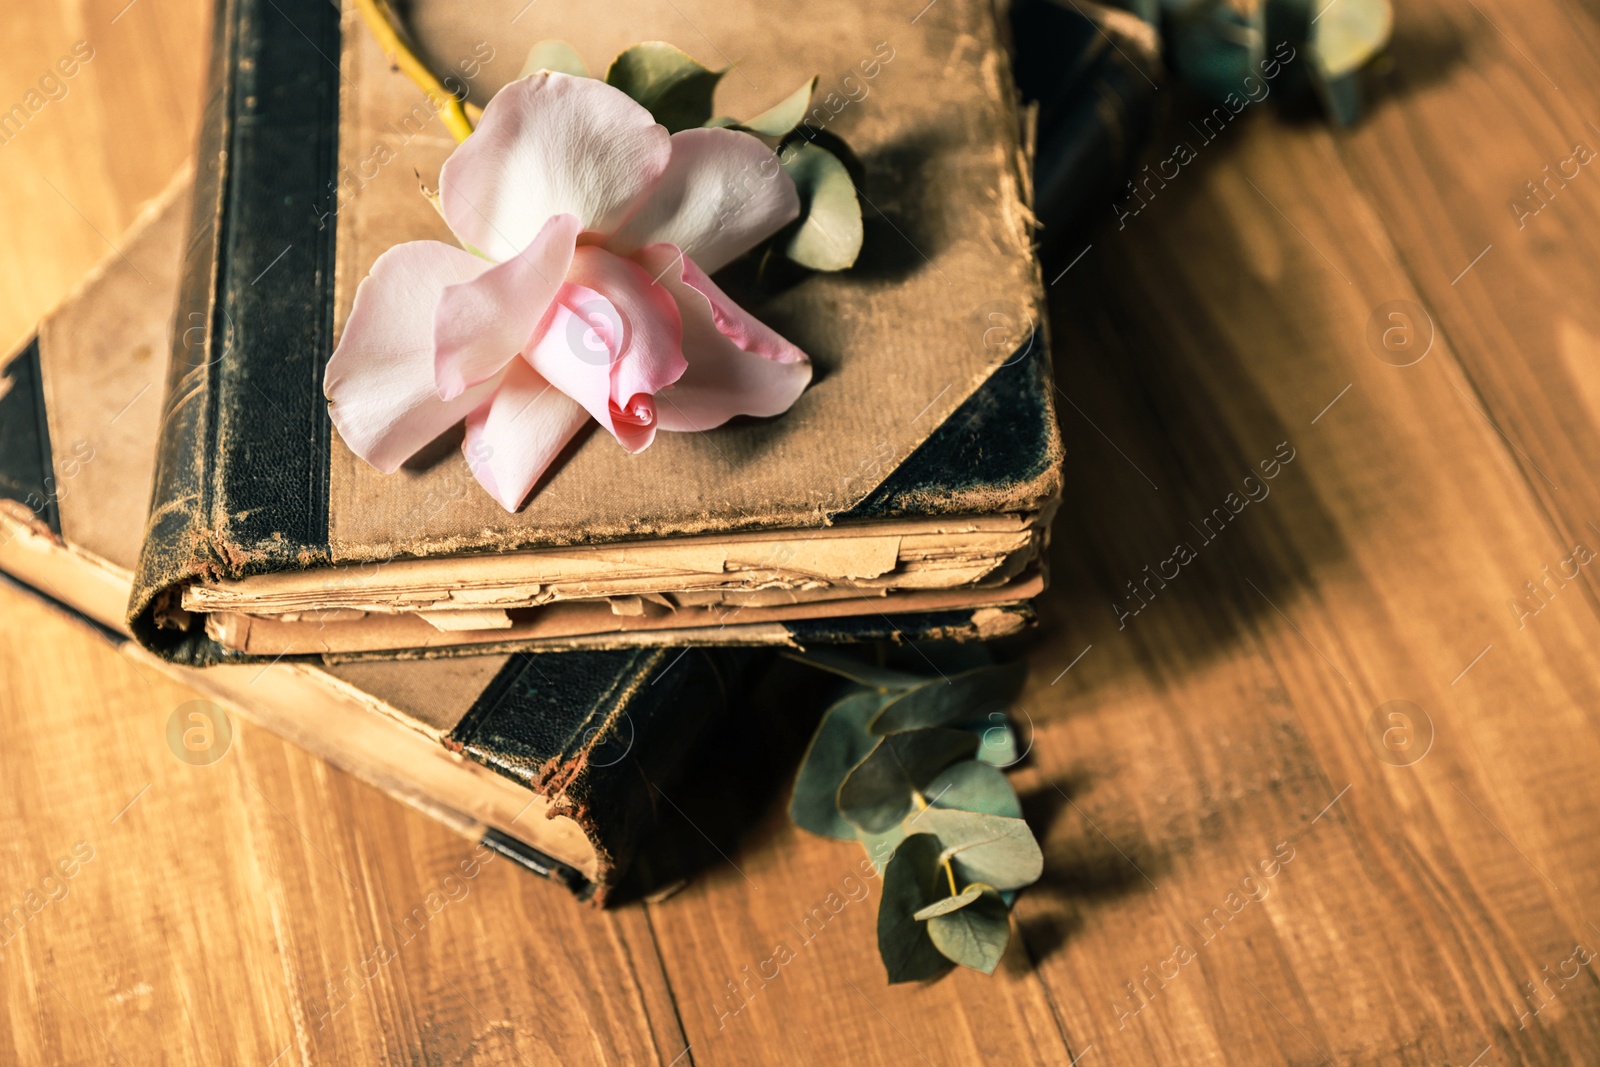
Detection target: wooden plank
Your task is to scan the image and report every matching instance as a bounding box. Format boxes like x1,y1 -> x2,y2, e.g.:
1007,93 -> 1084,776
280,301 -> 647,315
1018,85 -> 1600,1064
1332,0 -> 1600,601
9,0 -> 1600,1063
0,0 -> 204,350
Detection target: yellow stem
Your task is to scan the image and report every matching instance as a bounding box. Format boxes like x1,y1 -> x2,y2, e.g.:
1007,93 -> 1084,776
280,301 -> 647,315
354,0 -> 474,143
913,791 -> 962,898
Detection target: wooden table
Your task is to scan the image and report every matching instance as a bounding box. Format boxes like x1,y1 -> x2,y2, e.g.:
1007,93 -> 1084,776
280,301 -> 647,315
7,1 -> 1600,1063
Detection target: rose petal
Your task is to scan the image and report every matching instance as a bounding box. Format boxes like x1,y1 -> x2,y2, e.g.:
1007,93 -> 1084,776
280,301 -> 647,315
434,213 -> 580,401
439,72 -> 671,261
606,127 -> 800,273
525,245 -> 686,453
462,359 -> 589,511
325,241 -> 503,472
633,244 -> 811,432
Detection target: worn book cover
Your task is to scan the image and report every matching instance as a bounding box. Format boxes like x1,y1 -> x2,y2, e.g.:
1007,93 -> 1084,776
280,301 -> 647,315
127,0 -> 1063,664
0,177 -> 752,902
1,170 -> 1044,898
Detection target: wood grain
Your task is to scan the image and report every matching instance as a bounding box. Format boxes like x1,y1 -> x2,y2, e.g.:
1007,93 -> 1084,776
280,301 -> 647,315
7,0 -> 1600,1063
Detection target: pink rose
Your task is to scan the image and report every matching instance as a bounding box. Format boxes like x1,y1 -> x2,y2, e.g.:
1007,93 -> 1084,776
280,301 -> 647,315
325,71 -> 812,510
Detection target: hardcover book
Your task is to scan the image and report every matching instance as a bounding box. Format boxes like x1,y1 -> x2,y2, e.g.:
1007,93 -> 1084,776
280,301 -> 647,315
126,0 -> 1063,664
0,178 -> 738,902
0,173 -> 1039,899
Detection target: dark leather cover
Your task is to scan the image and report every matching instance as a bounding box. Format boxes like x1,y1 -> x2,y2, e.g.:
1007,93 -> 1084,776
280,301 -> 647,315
0,339 -> 61,536
128,0 -> 339,663
127,0 -> 1062,665
449,647 -> 761,903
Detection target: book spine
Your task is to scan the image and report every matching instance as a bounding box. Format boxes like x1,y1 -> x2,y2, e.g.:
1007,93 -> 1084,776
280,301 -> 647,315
0,338 -> 61,537
129,0 -> 340,664
447,648 -> 762,904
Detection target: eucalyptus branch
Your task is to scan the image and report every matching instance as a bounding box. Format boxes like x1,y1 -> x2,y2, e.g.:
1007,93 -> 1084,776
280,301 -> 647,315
913,791 -> 961,896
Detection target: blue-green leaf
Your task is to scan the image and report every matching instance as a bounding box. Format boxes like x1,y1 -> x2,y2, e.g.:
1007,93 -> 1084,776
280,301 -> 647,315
837,728 -> 978,833
857,824 -> 908,874
605,42 -> 724,132
1312,0 -> 1392,79
519,40 -> 589,79
785,649 -> 925,691
778,141 -> 862,270
914,808 -> 1043,891
877,834 -> 954,983
737,77 -> 816,138
926,887 -> 1010,974
961,713 -> 1019,767
912,881 -> 990,920
922,760 -> 1021,819
870,662 -> 1027,735
789,691 -> 885,839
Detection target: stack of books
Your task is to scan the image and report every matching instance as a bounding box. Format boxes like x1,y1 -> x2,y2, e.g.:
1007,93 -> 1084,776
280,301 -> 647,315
0,0 -> 1150,901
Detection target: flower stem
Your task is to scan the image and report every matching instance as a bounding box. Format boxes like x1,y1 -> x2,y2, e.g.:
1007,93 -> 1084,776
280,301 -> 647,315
912,791 -> 962,898
354,0 -> 474,143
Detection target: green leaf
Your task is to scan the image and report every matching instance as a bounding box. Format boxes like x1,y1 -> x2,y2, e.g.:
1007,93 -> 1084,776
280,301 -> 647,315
857,824 -> 908,874
605,42 -> 724,133
788,692 -> 885,839
838,728 -> 978,834
778,140 -> 863,270
738,77 -> 816,138
923,760 -> 1021,819
926,887 -> 1010,974
877,834 -> 954,983
911,881 -> 991,920
785,649 -> 925,691
519,40 -> 589,79
962,714 -> 1019,767
913,808 -> 1043,891
870,662 -> 1027,735
1311,0 -> 1392,79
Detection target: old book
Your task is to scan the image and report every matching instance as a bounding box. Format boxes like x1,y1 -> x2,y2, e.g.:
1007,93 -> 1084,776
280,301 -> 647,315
0,172 -> 1036,898
0,177 -> 744,902
127,0 -> 1062,664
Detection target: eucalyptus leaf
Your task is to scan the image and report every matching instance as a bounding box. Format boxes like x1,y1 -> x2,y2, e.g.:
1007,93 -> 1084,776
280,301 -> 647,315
912,881 -> 991,920
778,140 -> 863,271
877,834 -> 954,983
785,649 -> 925,691
858,824 -> 907,874
1311,0 -> 1392,79
837,728 -> 978,834
962,714 -> 1019,767
605,42 -> 724,132
738,77 -> 817,138
922,760 -> 1021,819
1313,73 -> 1363,128
913,808 -> 1043,891
1166,0 -> 1266,104
870,662 -> 1027,735
519,40 -> 589,79
789,691 -> 885,840
926,887 -> 1011,974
